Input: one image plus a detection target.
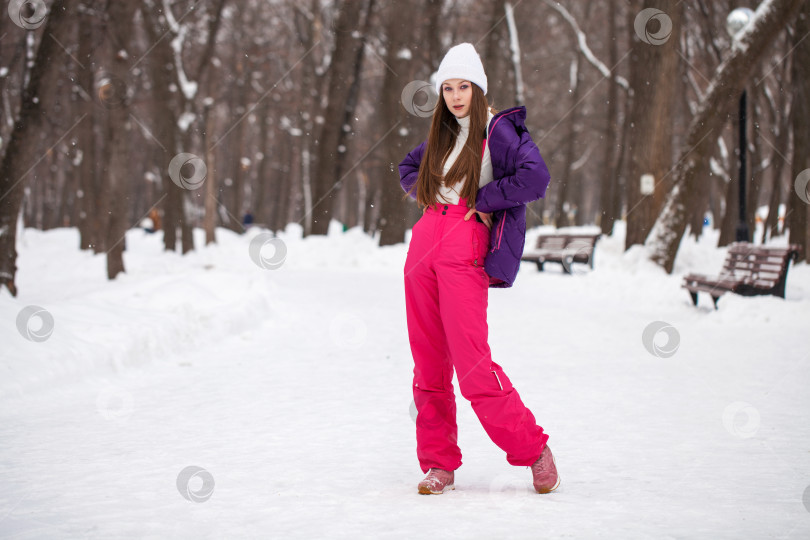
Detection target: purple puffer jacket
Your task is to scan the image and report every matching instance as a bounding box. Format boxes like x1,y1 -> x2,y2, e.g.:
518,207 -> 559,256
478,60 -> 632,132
398,105 -> 551,288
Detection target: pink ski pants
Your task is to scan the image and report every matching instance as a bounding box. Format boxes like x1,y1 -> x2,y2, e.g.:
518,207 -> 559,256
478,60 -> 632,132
404,197 -> 549,473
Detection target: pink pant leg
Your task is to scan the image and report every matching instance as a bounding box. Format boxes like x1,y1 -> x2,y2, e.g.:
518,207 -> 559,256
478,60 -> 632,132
404,212 -> 462,473
433,205 -> 548,466
405,201 -> 548,472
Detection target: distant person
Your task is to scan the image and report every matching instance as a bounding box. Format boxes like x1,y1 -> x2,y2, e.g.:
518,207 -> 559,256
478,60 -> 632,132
149,208 -> 161,231
140,216 -> 155,233
242,212 -> 254,230
399,43 -> 557,495
141,208 -> 161,234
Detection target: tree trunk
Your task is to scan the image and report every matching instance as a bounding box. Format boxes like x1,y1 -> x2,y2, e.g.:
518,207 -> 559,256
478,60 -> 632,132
271,133 -> 293,234
646,0 -> 805,273
377,0 -> 439,246
102,0 -> 138,280
141,6 -> 182,252
337,2 -> 374,231
554,53 -> 582,229
718,119 -> 741,247
787,0 -> 809,262
228,64 -> 248,233
761,118 -> 788,243
482,0 -> 517,110
624,0 -> 681,250
276,133 -> 296,233
760,116 -> 790,243
761,42 -> 791,244
292,0 -> 323,236
202,101 -> 217,245
0,0 -> 76,296
141,3 -> 200,254
599,0 -> 620,236
308,0 -> 369,236
254,98 -> 271,228
747,83 -> 765,238
76,1 -> 100,250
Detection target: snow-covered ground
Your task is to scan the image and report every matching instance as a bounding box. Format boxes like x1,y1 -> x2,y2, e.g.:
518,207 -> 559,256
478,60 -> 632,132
2,221 -> 809,539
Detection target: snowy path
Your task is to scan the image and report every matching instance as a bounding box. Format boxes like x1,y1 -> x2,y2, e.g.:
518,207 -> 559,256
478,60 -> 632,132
2,225 -> 809,539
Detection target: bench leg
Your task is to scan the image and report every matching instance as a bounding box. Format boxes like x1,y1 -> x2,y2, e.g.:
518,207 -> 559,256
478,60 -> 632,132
711,296 -> 719,310
688,291 -> 698,306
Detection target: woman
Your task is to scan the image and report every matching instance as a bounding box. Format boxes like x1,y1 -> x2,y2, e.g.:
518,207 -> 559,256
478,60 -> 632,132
398,43 -> 558,495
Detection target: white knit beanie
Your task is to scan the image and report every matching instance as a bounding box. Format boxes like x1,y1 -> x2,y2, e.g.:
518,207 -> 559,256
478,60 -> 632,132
434,42 -> 488,96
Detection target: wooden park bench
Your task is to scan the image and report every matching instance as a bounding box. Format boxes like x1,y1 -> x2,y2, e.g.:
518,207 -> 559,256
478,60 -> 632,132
520,233 -> 600,274
682,242 -> 802,308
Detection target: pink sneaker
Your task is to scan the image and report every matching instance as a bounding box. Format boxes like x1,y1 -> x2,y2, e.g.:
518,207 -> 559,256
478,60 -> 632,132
417,468 -> 455,495
530,445 -> 560,494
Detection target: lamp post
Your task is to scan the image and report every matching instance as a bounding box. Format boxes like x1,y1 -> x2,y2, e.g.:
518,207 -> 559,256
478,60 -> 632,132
727,7 -> 755,242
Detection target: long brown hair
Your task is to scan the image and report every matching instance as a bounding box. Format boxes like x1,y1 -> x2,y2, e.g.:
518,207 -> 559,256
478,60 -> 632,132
403,84 -> 497,210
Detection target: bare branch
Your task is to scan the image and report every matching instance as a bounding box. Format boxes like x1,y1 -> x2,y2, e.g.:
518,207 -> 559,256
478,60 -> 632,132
542,0 -> 629,91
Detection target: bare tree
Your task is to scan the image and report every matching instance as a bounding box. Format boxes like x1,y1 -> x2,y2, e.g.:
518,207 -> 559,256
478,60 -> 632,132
76,0 -> 102,252
646,0 -> 805,273
140,0 -> 226,253
787,0 -> 809,262
599,0 -> 621,236
376,0 -> 431,247
482,0 -> 517,110
307,0 -> 372,236
624,0 -> 682,250
759,44 -> 791,244
0,0 -> 77,296
542,0 -> 630,233
292,0 -> 327,236
101,0 -> 139,279
554,47 -> 583,228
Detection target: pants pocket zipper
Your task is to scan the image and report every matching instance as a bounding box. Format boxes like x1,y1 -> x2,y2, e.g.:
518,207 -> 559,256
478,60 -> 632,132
491,369 -> 503,391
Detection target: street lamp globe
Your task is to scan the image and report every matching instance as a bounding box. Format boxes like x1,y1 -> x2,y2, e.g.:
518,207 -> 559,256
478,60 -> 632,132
726,7 -> 755,38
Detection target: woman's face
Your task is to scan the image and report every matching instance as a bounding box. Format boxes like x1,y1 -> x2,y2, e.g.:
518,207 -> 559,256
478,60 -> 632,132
442,79 -> 472,118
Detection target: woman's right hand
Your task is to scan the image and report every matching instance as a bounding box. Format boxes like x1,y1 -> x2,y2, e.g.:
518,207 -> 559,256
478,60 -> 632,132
477,211 -> 493,230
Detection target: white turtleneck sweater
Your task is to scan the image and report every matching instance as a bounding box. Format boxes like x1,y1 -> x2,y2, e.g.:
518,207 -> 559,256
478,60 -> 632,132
437,108 -> 495,205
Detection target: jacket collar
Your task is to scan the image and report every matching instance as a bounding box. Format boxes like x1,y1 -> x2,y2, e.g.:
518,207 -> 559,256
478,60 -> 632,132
487,106 -> 527,138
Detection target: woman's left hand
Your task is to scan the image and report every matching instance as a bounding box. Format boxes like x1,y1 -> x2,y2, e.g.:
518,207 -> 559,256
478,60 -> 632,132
465,207 -> 492,230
